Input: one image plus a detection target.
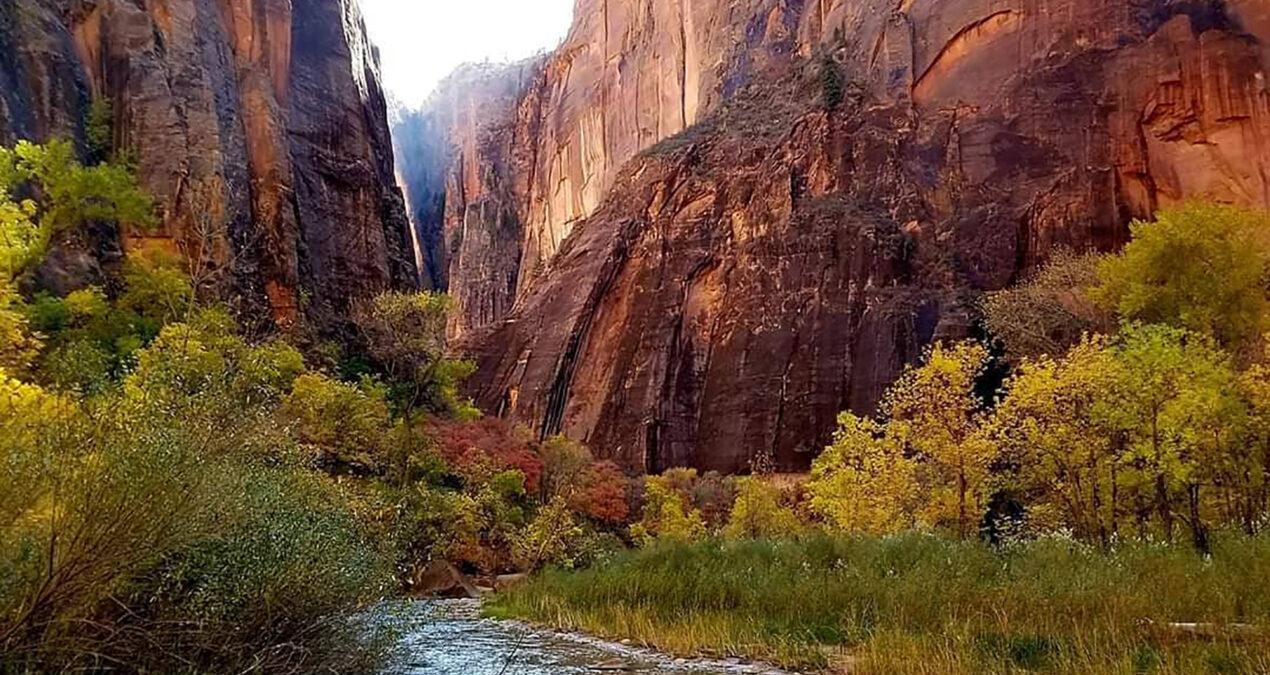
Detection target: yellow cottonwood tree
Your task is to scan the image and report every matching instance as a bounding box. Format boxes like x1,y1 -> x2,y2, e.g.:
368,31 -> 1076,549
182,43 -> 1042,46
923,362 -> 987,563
1237,363 -> 1270,533
633,470 -> 707,544
1095,203 -> 1270,351
724,477 -> 802,539
985,336 -> 1122,541
1100,324 -> 1241,549
808,413 -> 917,534
884,342 -> 993,538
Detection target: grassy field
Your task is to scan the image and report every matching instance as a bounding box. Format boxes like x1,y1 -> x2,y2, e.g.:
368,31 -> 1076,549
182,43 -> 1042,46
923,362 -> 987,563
488,533 -> 1270,674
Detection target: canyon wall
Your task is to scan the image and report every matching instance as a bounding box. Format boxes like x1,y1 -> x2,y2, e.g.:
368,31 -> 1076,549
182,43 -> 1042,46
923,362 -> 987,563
0,0 -> 416,328
403,0 -> 1270,474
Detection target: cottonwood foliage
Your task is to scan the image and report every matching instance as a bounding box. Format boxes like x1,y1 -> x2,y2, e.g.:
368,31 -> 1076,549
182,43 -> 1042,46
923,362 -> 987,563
811,204 -> 1270,548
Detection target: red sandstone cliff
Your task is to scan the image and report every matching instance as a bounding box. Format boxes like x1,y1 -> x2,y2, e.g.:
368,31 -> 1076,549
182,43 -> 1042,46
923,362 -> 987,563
401,0 -> 1269,474
0,0 -> 416,327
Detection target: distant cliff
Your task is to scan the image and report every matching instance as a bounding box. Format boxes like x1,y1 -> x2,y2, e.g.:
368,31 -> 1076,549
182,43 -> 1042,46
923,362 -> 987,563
394,0 -> 1270,474
0,0 -> 417,328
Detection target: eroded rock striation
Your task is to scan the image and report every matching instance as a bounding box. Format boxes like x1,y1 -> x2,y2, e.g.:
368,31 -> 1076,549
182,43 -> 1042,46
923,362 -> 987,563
401,0 -> 1270,474
0,0 -> 416,327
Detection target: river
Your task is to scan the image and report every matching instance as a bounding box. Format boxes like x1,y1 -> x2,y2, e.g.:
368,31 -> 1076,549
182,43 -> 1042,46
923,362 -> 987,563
372,599 -> 800,674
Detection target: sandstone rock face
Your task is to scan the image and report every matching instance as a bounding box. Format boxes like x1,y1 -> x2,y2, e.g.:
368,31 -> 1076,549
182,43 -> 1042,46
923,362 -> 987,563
405,0 -> 1270,475
392,60 -> 546,337
398,0 -> 810,340
0,0 -> 416,328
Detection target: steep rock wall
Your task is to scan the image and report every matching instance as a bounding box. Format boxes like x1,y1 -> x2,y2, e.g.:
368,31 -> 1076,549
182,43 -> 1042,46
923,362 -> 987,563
436,0 -> 1270,474
392,60 -> 546,336
0,0 -> 416,327
399,0 -> 808,339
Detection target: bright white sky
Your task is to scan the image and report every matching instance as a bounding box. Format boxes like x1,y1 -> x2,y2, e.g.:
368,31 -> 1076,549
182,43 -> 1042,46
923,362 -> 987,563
359,0 -> 576,108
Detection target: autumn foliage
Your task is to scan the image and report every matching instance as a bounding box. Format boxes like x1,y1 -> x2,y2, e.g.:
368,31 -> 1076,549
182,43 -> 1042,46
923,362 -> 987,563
426,417 -> 543,494
811,206 -> 1270,549
570,461 -> 631,523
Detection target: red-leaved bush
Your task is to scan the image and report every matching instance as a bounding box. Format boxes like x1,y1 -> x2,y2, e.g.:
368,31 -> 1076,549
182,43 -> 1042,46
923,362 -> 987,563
426,418 -> 543,493
569,460 -> 630,524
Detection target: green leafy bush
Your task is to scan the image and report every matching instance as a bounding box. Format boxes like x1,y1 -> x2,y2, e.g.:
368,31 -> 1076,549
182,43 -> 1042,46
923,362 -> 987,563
282,373 -> 394,474
0,140 -> 153,279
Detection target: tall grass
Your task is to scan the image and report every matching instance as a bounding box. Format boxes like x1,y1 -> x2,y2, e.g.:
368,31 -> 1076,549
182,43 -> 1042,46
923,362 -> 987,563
490,533 -> 1270,673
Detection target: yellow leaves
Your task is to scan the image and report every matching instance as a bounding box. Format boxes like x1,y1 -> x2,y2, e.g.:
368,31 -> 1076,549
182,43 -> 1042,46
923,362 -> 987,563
0,283 -> 42,378
813,343 -> 994,538
884,342 -> 988,453
118,247 -> 194,323
355,290 -> 451,367
809,413 -> 916,535
885,342 -> 993,538
723,477 -> 803,539
636,471 -> 708,545
514,495 -> 587,570
0,369 -> 80,527
64,287 -> 109,320
280,373 -> 392,471
0,195 -> 41,280
1095,203 -> 1270,349
0,140 -> 156,281
0,369 -> 74,443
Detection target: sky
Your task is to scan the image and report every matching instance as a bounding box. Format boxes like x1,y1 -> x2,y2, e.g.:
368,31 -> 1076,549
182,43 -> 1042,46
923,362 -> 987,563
359,0 -> 577,108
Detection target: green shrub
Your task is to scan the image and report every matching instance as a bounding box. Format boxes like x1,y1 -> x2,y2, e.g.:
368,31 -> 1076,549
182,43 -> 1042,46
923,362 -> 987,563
281,373 -> 393,474
1096,203 -> 1270,350
0,140 -> 154,279
0,316 -> 384,673
127,468 -> 393,672
86,99 -> 113,162
819,50 -> 844,110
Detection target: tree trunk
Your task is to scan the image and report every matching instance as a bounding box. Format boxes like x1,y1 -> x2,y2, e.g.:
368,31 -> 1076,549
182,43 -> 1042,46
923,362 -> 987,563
958,469 -> 968,540
1261,439 -> 1270,532
1087,444 -> 1107,545
1111,447 -> 1121,540
1152,412 -> 1173,541
1188,483 -> 1209,554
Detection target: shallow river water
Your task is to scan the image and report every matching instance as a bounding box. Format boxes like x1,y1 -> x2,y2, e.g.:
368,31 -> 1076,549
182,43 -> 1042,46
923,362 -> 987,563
373,599 -> 799,674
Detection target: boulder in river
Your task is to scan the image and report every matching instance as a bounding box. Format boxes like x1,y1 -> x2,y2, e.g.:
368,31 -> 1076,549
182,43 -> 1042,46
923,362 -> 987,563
412,561 -> 481,598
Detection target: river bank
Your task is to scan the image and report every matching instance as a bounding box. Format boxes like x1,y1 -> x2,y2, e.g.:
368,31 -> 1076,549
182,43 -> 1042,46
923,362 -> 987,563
490,534 -> 1270,674
370,599 -> 799,674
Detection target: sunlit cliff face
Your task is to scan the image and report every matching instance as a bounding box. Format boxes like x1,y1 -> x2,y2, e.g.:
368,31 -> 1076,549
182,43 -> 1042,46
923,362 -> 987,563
392,0 -> 1270,474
